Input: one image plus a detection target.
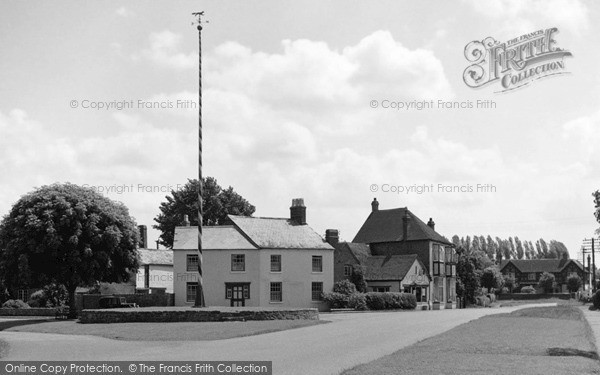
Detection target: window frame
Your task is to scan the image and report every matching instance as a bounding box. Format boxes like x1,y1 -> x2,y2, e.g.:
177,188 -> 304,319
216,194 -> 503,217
312,255 -> 323,273
311,282 -> 324,301
231,254 -> 246,272
270,254 -> 282,273
344,264 -> 353,277
186,254 -> 199,272
270,282 -> 282,302
186,282 -> 197,303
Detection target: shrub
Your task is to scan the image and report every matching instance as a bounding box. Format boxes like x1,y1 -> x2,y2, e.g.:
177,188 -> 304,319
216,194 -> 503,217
2,299 -> 30,309
480,267 -> 504,291
348,293 -> 367,310
365,293 -> 386,310
521,286 -> 536,294
593,291 -> 600,310
566,275 -> 582,294
538,272 -> 556,293
333,280 -> 357,296
364,292 -> 416,310
487,293 -> 496,303
475,295 -> 491,307
322,292 -> 349,308
349,266 -> 368,293
399,293 -> 417,309
27,290 -> 46,307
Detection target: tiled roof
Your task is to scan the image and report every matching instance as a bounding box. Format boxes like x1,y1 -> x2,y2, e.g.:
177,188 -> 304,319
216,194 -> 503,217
138,249 -> 173,265
173,226 -> 258,250
500,259 -> 584,273
228,215 -> 333,250
352,208 -> 452,245
363,254 -> 420,281
337,242 -> 371,263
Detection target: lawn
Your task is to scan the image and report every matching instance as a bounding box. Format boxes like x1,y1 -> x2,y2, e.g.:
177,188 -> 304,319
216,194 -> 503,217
496,298 -> 580,308
342,306 -> 600,375
3,319 -> 327,341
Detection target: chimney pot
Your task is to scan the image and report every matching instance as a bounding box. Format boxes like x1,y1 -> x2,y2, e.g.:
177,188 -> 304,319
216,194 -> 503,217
183,215 -> 190,227
290,198 -> 307,225
371,198 -> 379,212
325,229 -> 339,245
138,225 -> 148,249
427,218 -> 435,231
402,210 -> 411,242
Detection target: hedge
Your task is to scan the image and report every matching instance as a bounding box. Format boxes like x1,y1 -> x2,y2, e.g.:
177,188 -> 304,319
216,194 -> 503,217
323,292 -> 417,311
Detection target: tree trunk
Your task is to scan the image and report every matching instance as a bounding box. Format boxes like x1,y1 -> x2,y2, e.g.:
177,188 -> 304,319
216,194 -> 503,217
67,286 -> 77,319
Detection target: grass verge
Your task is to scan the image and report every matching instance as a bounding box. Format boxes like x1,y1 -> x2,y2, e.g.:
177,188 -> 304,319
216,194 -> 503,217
3,319 -> 327,341
342,306 -> 600,375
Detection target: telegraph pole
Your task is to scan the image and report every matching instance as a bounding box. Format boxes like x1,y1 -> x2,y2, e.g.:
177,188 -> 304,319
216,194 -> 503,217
582,238 -> 598,293
193,11 -> 206,307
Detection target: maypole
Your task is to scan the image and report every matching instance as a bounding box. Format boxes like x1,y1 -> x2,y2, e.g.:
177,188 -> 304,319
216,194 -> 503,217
192,11 -> 206,307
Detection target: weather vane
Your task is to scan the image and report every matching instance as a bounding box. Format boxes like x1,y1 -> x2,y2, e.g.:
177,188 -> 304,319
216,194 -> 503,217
192,11 -> 208,30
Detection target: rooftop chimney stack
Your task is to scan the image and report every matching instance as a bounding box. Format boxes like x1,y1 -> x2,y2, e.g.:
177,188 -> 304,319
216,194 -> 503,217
138,225 -> 148,249
325,229 -> 339,245
290,198 -> 307,225
183,214 -> 190,227
371,198 -> 379,212
402,210 -> 411,242
427,218 -> 435,231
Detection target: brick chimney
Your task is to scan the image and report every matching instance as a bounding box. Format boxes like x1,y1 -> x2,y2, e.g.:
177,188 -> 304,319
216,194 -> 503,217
183,214 -> 190,227
325,229 -> 339,245
290,198 -> 307,225
427,218 -> 435,231
138,225 -> 147,249
371,198 -> 379,212
402,210 -> 411,242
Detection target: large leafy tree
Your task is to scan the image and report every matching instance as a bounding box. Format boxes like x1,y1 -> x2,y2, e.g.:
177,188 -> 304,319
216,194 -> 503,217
456,248 -> 482,304
480,266 -> 504,292
0,183 -> 139,316
154,178 -> 255,248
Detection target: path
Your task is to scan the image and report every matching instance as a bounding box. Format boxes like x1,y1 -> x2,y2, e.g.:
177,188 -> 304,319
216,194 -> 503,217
1,304 -> 554,375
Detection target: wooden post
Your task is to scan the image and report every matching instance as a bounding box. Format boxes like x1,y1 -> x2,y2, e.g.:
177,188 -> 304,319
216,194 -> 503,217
193,11 -> 206,307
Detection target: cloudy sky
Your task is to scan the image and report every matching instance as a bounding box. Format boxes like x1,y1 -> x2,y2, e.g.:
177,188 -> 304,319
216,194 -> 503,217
1,0 -> 599,259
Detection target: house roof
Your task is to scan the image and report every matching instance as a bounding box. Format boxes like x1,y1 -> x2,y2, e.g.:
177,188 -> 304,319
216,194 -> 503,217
335,242 -> 371,263
227,215 -> 333,250
173,216 -> 333,251
499,259 -> 584,273
363,254 -> 421,281
138,249 -> 173,266
173,226 -> 258,250
352,207 -> 452,245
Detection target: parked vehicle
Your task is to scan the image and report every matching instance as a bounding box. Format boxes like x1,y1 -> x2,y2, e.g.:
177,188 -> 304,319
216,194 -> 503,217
98,296 -> 137,309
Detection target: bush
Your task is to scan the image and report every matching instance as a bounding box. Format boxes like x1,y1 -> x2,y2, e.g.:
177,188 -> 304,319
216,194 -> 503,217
322,292 -> 349,308
475,295 -> 491,307
521,286 -> 536,294
27,290 -> 46,307
593,291 -> 600,310
538,272 -> 556,293
348,293 -> 367,310
365,292 -> 386,310
566,275 -> 582,294
487,293 -> 496,303
333,280 -> 357,296
2,299 -> 30,309
364,292 -> 416,310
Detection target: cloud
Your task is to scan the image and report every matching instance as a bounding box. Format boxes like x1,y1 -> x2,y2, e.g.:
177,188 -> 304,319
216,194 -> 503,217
136,30 -> 196,69
465,0 -> 590,36
115,7 -> 134,18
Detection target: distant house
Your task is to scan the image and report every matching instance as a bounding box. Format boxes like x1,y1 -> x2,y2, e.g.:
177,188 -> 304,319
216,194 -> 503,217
328,198 -> 456,308
499,258 -> 585,293
172,199 -> 334,310
136,249 -> 173,293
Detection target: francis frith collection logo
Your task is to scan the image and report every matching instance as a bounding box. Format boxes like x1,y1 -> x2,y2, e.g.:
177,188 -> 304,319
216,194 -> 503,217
463,27 -> 572,92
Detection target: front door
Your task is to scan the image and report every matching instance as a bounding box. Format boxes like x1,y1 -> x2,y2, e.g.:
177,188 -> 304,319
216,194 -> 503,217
231,285 -> 245,307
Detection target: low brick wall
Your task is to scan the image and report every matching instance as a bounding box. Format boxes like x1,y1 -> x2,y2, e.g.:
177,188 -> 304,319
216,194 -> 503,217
0,308 -> 57,316
497,293 -> 571,301
76,293 -> 174,311
79,306 -> 319,323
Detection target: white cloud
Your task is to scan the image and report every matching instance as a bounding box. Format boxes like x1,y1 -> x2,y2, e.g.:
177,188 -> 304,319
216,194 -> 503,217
465,0 -> 590,36
137,30 -> 196,69
115,7 -> 134,18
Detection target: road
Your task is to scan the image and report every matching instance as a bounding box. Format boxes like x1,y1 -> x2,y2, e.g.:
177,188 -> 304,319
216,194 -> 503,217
0,305 -> 553,375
